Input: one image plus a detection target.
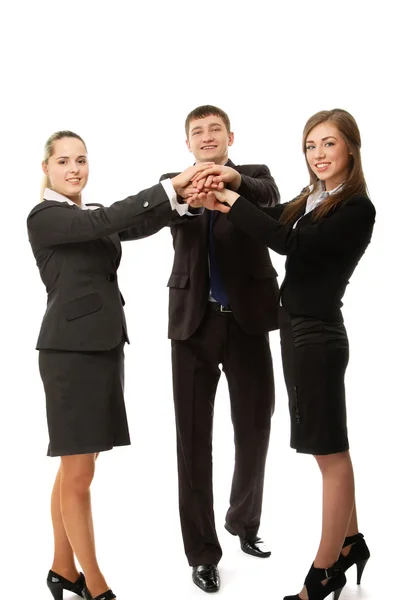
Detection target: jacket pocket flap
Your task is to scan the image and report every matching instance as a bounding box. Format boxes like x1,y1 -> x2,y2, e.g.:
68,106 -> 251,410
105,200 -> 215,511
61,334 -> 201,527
167,273 -> 189,289
64,293 -> 103,321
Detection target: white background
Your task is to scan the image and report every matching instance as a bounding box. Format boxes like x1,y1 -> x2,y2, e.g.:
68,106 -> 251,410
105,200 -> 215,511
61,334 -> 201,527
1,1 -> 398,599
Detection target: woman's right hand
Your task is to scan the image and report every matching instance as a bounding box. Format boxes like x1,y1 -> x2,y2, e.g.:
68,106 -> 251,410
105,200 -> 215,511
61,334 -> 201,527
171,163 -> 215,197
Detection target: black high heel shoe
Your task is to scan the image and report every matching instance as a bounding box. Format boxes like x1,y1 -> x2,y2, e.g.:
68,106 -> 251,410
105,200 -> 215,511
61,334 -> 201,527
283,562 -> 346,600
339,532 -> 370,584
84,590 -> 116,600
47,570 -> 87,599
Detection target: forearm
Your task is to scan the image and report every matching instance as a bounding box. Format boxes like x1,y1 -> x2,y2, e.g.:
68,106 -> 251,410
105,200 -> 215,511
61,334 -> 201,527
227,196 -> 290,254
226,194 -> 376,255
28,183 -> 171,248
236,169 -> 280,208
118,201 -> 177,240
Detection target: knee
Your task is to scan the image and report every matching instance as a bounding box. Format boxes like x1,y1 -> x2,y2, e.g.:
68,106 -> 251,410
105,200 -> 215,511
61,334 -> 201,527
314,451 -> 352,475
62,469 -> 94,495
61,460 -> 95,495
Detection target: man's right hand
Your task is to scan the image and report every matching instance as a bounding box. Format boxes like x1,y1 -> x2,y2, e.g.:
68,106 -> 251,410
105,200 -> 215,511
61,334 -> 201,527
171,163 -> 215,197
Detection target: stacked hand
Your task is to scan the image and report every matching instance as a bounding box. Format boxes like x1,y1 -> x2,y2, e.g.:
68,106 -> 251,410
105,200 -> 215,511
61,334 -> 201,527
171,164 -> 240,213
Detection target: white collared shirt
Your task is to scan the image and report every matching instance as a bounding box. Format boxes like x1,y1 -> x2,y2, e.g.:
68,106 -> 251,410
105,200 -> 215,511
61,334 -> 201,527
43,187 -> 100,209
292,182 -> 344,228
43,179 -> 189,216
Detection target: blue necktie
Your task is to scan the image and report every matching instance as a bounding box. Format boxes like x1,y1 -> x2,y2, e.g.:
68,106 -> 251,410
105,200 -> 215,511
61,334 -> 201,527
209,211 -> 229,307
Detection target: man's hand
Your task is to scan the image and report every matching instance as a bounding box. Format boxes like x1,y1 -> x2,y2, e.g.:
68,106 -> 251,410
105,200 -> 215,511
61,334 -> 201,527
171,163 -> 215,196
192,165 -> 242,191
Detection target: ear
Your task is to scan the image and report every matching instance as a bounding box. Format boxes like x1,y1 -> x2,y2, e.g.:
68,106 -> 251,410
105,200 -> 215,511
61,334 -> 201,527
186,139 -> 192,153
42,160 -> 49,176
228,132 -> 234,147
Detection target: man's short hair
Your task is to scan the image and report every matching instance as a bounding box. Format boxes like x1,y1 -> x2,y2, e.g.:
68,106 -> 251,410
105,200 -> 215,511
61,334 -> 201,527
185,105 -> 231,137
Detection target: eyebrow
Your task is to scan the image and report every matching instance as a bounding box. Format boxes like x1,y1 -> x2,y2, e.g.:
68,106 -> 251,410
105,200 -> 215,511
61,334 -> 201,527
55,155 -> 87,159
306,136 -> 338,144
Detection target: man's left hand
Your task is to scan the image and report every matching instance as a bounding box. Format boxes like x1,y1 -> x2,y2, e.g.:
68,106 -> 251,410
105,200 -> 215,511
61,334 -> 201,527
191,165 -> 242,192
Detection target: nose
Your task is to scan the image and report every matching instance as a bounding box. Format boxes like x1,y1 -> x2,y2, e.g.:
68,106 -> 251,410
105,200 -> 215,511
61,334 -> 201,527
315,145 -> 326,159
202,131 -> 214,142
68,162 -> 80,173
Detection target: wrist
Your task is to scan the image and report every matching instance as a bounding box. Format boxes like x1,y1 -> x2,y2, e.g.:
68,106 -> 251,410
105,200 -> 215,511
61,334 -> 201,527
171,175 -> 180,192
227,191 -> 240,206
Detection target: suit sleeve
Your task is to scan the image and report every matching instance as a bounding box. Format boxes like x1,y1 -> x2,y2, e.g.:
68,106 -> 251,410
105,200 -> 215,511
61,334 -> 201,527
118,203 -> 176,241
235,164 -> 280,208
28,183 -> 173,248
227,195 -> 376,256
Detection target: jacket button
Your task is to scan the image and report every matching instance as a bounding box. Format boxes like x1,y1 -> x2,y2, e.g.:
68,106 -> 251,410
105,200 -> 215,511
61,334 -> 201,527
143,200 -> 149,208
107,273 -> 116,282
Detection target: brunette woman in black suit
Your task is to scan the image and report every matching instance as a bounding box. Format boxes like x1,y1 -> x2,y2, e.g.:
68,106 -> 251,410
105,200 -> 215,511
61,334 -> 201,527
28,131 -> 212,600
189,109 -> 375,600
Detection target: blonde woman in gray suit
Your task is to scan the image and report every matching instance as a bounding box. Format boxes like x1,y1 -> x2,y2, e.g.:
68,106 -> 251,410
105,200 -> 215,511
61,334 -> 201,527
28,130 -> 212,600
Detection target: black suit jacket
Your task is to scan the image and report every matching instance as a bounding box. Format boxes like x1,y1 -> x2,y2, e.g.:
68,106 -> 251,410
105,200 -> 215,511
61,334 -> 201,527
227,193 -> 376,322
160,160 -> 280,340
27,184 -> 176,351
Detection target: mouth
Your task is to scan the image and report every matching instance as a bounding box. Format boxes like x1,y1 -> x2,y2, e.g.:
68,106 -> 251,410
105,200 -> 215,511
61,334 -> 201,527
201,145 -> 217,150
314,163 -> 330,171
66,178 -> 81,184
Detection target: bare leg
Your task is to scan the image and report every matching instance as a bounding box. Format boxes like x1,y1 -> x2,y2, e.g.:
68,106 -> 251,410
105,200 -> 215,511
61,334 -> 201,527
314,451 -> 355,565
50,464 -> 80,582
298,451 -> 355,600
60,453 -> 113,599
341,503 -> 360,557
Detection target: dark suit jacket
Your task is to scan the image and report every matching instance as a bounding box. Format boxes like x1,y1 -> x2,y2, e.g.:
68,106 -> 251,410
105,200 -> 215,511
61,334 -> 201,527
227,193 -> 376,322
160,160 -> 280,340
27,184 -> 176,351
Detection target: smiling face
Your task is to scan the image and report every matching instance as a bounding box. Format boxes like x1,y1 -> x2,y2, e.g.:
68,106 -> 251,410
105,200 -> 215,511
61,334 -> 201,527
186,114 -> 234,165
305,122 -> 351,191
42,137 -> 88,201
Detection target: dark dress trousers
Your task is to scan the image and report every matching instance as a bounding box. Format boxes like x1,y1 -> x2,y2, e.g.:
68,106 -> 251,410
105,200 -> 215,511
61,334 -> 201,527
226,193 -> 376,455
160,161 -> 280,566
27,185 -> 178,456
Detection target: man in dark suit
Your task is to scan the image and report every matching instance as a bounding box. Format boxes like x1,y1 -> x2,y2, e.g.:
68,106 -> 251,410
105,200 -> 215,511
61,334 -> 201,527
160,105 -> 280,593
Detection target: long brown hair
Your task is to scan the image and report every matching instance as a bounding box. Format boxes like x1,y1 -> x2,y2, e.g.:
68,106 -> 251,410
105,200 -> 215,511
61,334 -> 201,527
40,130 -> 87,200
281,109 -> 368,225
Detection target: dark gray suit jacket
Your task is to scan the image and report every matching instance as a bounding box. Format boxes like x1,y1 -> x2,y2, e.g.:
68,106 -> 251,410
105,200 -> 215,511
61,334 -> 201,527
27,183 -> 176,351
160,161 -> 280,339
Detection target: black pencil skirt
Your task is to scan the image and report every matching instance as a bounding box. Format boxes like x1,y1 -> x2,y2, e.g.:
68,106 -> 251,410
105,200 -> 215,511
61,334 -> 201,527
38,341 -> 131,457
279,307 -> 350,455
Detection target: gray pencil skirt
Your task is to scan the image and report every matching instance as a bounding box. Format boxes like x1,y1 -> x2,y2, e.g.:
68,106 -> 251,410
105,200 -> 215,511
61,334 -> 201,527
38,340 -> 131,457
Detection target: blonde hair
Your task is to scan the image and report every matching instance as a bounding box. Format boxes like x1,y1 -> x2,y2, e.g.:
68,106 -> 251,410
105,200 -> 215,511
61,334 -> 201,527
40,130 -> 87,200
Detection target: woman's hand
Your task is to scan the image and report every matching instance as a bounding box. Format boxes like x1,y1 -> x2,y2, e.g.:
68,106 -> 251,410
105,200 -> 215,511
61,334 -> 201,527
212,188 -> 240,207
187,188 -> 240,213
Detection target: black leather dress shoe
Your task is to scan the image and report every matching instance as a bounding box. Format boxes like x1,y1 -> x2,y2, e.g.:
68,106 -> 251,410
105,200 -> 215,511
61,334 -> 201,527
225,522 -> 271,558
192,564 -> 220,593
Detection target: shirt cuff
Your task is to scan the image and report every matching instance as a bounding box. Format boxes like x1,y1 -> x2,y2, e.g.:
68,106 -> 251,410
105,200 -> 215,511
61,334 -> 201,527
161,178 -> 189,216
